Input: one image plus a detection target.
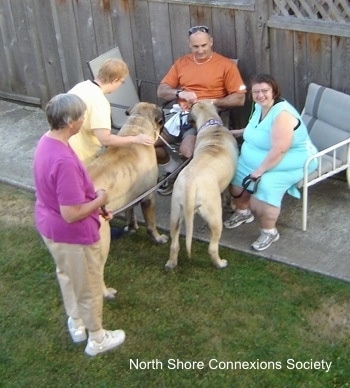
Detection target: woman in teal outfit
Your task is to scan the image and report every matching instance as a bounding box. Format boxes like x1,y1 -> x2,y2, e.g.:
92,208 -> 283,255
224,74 -> 318,251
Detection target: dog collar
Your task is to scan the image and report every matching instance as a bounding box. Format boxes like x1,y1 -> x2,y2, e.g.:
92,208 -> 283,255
198,119 -> 223,132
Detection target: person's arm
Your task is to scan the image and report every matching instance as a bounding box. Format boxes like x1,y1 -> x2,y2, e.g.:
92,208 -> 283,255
251,111 -> 296,178
230,128 -> 245,138
60,189 -> 108,223
213,92 -> 245,109
93,128 -> 154,147
213,58 -> 246,108
157,83 -> 198,105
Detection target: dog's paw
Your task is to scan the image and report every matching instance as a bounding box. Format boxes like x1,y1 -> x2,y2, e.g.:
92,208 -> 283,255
148,231 -> 169,244
124,225 -> 137,234
215,259 -> 228,269
157,234 -> 169,244
103,287 -> 118,299
165,260 -> 177,270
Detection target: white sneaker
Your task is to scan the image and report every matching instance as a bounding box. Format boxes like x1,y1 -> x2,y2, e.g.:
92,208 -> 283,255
85,329 -> 126,356
251,231 -> 280,251
67,317 -> 87,343
224,211 -> 254,229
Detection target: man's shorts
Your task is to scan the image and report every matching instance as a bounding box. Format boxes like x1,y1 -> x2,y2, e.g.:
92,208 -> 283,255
162,126 -> 196,143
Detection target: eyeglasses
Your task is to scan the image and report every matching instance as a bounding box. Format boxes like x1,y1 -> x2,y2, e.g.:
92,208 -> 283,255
252,88 -> 272,95
188,25 -> 209,36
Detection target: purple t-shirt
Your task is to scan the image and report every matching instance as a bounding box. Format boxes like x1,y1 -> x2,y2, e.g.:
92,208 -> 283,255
33,134 -> 100,245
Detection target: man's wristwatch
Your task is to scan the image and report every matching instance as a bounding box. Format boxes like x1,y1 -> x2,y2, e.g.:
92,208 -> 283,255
175,89 -> 182,98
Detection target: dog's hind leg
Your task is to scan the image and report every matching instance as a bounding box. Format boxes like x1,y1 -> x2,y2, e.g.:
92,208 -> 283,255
99,218 -> 117,299
201,203 -> 228,269
124,207 -> 139,233
140,195 -> 168,244
208,224 -> 227,269
165,212 -> 182,269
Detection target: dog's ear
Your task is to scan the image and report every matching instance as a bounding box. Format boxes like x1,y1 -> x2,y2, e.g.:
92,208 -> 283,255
187,115 -> 196,129
187,109 -> 196,129
156,106 -> 164,127
126,102 -> 138,116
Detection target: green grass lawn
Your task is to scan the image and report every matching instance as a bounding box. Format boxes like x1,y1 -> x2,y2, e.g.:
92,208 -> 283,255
1,183 -> 349,387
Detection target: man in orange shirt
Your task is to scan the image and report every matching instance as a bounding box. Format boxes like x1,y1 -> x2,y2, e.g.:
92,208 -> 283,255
155,25 -> 246,195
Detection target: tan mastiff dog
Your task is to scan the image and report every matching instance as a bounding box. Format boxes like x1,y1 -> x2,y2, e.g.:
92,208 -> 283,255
165,101 -> 238,269
87,102 -> 169,298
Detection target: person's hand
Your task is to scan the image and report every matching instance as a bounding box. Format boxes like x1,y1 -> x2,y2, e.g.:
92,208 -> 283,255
95,188 -> 109,205
230,128 -> 244,138
179,90 -> 198,104
179,99 -> 192,112
95,189 -> 112,219
99,208 -> 113,221
134,134 -> 155,145
250,170 -> 263,180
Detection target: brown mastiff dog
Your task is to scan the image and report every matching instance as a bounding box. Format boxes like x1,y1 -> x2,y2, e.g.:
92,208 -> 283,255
87,102 -> 168,298
165,101 -> 238,269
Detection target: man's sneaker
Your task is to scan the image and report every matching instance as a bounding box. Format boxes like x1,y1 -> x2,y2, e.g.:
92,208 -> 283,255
157,173 -> 174,196
67,317 -> 87,343
85,329 -> 126,356
223,211 -> 254,229
251,231 -> 280,251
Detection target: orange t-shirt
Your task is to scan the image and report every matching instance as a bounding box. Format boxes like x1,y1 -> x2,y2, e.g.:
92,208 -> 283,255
160,52 -> 246,99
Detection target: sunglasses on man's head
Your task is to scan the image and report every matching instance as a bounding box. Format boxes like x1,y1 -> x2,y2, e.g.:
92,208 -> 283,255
188,25 -> 209,36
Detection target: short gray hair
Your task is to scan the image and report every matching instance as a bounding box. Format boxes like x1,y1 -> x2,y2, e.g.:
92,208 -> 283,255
46,93 -> 86,130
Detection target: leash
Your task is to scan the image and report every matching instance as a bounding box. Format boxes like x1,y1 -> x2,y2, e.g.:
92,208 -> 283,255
233,175 -> 261,198
102,157 -> 191,216
158,134 -> 178,153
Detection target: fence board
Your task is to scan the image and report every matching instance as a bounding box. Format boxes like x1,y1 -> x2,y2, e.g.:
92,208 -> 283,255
71,1 -> 98,80
0,0 -> 27,96
144,1 -> 170,103
30,0 -> 64,98
169,3 -> 191,61
23,0 -> 51,104
211,8 -> 237,59
51,0 -> 84,89
91,0 -> 114,56
0,0 -> 16,93
131,0 -> 156,102
189,4 -> 211,29
306,33 -> 332,87
235,9 -> 257,80
11,1 -> 40,99
0,29 -> 8,94
149,1 -> 170,82
253,0 -> 270,73
293,31 -> 310,110
331,36 -> 350,94
110,0 -> 136,81
269,28 -> 295,104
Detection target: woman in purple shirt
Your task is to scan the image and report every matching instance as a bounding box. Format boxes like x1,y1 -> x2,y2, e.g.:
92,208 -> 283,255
33,93 -> 125,356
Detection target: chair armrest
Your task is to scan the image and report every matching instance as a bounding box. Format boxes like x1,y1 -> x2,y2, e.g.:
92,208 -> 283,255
303,137 -> 350,187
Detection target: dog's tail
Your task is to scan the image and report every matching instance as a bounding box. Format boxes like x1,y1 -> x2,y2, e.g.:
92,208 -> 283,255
184,186 -> 196,258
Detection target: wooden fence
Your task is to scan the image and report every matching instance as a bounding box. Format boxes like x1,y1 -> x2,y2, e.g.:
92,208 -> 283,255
0,0 -> 349,126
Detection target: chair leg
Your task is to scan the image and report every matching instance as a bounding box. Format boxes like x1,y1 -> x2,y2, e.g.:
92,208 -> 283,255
347,167 -> 350,190
302,185 -> 308,231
